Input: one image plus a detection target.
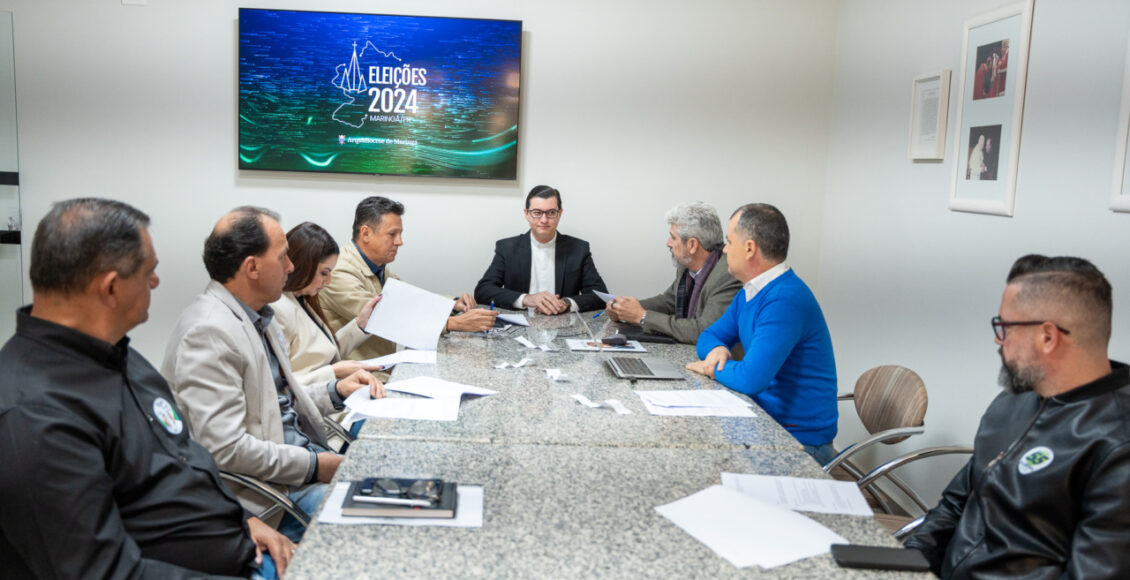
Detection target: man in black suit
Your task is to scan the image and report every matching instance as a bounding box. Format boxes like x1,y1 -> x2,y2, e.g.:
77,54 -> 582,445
475,185 -> 608,314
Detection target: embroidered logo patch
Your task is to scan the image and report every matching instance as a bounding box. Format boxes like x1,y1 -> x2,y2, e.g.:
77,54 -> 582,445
1017,446 -> 1054,475
153,397 -> 184,435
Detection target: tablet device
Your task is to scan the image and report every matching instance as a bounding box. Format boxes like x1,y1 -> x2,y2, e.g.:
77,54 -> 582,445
830,544 -> 930,572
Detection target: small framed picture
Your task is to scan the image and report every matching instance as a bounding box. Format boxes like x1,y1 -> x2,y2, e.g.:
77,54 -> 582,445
908,71 -> 951,160
1110,34 -> 1130,212
949,0 -> 1034,217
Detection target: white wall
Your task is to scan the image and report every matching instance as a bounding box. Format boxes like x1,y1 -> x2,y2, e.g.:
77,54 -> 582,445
821,0 -> 1130,502
0,0 -> 839,364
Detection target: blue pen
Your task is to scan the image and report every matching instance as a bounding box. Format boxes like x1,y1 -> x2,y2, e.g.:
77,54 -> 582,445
592,311 -> 604,319
490,301 -> 494,310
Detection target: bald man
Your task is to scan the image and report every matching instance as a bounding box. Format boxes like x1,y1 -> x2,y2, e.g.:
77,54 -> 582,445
163,206 -> 382,542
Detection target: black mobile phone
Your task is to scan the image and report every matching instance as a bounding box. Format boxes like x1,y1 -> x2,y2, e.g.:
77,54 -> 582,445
830,544 -> 931,572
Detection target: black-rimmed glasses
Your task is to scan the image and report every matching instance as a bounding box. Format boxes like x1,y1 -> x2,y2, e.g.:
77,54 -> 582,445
991,316 -> 1071,341
526,209 -> 560,219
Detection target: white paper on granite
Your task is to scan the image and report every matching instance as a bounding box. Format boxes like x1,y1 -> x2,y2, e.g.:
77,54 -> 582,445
655,485 -> 845,569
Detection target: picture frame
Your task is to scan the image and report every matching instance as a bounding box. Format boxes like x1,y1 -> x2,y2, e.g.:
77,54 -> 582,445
908,70 -> 951,160
948,0 -> 1034,216
1110,34 -> 1130,212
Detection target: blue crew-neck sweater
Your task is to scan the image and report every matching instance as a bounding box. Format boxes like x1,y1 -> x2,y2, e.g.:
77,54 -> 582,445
696,269 -> 837,446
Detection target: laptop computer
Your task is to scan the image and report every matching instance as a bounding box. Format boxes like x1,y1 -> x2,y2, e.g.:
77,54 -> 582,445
607,356 -> 685,381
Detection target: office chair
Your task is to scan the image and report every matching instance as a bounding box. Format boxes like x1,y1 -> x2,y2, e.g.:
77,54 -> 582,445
218,417 -> 354,531
856,444 -> 974,539
823,365 -> 929,514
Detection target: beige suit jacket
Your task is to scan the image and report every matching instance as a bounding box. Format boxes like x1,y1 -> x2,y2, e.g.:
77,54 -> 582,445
272,292 -> 369,385
161,281 -> 332,517
318,241 -> 398,360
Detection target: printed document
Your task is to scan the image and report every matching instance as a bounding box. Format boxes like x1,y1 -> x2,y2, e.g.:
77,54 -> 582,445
363,278 -> 452,350
720,473 -> 873,517
634,390 -> 756,417
359,349 -> 437,370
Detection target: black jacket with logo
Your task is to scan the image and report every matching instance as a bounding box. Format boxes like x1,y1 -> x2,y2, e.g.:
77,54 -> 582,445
0,308 -> 256,579
906,362 -> 1130,578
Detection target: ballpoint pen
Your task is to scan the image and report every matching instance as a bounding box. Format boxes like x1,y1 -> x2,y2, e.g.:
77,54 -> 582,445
592,311 -> 604,319
490,301 -> 494,310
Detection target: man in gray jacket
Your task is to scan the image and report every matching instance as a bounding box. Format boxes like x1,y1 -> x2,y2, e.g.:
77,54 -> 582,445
606,202 -> 741,344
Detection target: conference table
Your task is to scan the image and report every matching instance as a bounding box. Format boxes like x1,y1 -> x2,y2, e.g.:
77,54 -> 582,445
286,314 -> 926,578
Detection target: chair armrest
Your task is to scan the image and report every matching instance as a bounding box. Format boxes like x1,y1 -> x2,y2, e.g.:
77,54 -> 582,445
837,393 -> 854,401
822,426 -> 926,472
324,417 -> 356,444
219,471 -> 311,527
894,515 -> 927,541
858,445 -> 974,513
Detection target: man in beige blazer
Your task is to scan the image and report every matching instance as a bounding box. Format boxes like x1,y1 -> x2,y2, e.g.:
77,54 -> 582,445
319,196 -> 497,360
162,206 -> 381,542
607,202 -> 742,345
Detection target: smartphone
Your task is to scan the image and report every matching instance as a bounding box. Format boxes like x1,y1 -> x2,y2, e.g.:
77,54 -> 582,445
830,544 -> 931,572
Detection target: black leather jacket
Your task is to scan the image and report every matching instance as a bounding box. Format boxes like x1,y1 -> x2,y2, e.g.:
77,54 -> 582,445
906,362 -> 1130,579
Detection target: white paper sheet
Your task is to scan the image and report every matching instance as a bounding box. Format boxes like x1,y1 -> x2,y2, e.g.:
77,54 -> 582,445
634,390 -> 756,417
363,278 -> 452,350
344,393 -> 460,421
636,390 -> 752,409
383,376 -> 497,399
594,290 -> 616,304
655,485 -> 846,569
318,482 -> 484,528
359,349 -> 438,370
720,473 -> 873,517
514,336 -> 537,349
565,338 -> 647,353
496,312 -> 529,326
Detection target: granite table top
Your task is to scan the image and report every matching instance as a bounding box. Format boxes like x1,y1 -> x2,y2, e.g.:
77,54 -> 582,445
356,315 -> 802,452
286,439 -> 925,579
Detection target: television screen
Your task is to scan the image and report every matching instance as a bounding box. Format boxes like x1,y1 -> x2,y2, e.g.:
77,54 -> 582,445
238,9 -> 522,179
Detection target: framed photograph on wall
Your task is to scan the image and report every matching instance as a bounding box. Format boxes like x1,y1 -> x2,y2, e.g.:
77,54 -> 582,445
1110,34 -> 1130,212
909,70 -> 951,160
949,0 -> 1034,216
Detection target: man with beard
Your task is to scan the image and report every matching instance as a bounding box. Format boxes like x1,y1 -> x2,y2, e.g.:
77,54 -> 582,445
905,254 -> 1130,578
605,202 -> 741,344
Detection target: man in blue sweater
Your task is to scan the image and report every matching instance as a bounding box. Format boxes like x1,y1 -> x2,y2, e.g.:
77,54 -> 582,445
686,203 -> 838,463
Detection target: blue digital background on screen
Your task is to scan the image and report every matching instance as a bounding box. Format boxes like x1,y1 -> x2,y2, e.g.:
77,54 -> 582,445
239,9 -> 522,179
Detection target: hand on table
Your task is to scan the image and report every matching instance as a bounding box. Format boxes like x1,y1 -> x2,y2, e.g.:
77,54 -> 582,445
447,308 -> 499,332
685,346 -> 732,379
608,296 -> 645,324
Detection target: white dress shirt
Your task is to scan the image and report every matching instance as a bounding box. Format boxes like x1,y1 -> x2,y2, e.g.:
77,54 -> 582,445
743,262 -> 790,301
514,233 -> 578,312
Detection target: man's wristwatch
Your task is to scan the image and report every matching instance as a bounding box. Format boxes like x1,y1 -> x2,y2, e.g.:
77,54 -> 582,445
638,313 -> 647,327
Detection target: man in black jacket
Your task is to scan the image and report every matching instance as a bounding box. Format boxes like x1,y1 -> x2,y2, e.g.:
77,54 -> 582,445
905,254 -> 1130,578
0,198 -> 294,579
474,185 -> 607,313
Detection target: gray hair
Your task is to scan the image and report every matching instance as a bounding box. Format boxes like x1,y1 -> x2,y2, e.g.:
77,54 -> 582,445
732,203 -> 789,263
30,198 -> 151,294
665,202 -> 724,252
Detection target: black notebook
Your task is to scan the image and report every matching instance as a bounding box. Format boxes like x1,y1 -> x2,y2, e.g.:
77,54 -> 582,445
341,478 -> 458,518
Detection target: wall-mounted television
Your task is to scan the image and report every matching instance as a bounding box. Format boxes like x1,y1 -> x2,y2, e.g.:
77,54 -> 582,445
238,9 -> 522,179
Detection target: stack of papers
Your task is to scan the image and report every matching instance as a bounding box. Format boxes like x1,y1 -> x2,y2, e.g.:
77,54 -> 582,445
655,485 -> 846,569
345,376 -> 497,421
634,390 -> 756,417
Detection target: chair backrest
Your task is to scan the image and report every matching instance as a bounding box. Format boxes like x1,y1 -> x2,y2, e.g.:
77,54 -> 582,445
854,365 -> 928,444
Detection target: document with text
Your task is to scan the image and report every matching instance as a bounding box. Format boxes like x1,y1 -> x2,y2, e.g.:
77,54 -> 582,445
363,278 -> 452,350
720,472 -> 873,517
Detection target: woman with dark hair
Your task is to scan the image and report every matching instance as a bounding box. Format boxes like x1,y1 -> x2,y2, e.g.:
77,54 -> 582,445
272,222 -> 384,386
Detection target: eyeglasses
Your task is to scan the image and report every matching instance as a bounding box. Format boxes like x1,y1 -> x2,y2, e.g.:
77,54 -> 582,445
991,316 -> 1071,341
369,477 -> 441,503
526,209 -> 560,219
